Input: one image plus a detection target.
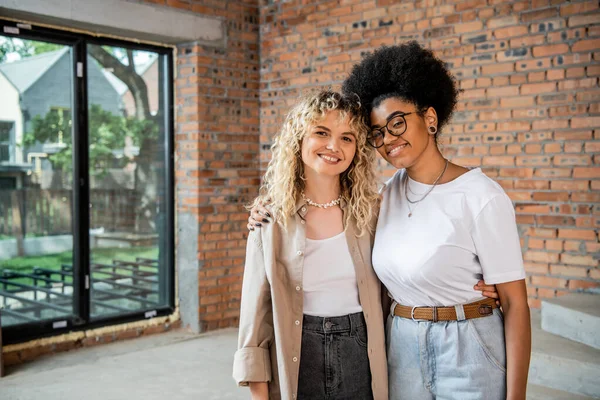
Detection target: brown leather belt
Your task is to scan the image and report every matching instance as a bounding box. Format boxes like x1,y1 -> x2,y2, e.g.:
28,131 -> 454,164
393,298 -> 498,322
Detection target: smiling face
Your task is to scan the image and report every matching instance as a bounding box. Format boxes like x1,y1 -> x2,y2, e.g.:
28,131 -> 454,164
370,97 -> 437,170
301,110 -> 357,179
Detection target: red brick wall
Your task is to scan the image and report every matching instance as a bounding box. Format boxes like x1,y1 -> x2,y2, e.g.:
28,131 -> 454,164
260,0 -> 600,308
146,0 -> 261,329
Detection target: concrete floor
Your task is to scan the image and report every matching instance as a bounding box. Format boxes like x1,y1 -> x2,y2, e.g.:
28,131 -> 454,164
1,328 -> 247,400
2,323 -> 593,399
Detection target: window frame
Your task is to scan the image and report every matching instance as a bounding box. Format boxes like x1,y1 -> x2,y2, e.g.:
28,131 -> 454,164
0,18 -> 175,345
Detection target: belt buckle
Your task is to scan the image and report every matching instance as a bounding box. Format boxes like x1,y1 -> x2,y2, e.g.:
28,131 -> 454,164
478,304 -> 493,316
411,306 -> 429,322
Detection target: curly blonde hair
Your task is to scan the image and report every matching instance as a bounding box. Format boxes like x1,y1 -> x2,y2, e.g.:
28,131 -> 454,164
253,90 -> 379,236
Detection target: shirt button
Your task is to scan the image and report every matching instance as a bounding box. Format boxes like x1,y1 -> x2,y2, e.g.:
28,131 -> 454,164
295,285 -> 301,291
301,207 -> 307,212
300,220 -> 305,224
293,357 -> 298,362
295,320 -> 300,325
297,250 -> 303,256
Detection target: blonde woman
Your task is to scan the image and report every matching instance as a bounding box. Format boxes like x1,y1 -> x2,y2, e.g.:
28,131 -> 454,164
233,90 -> 388,400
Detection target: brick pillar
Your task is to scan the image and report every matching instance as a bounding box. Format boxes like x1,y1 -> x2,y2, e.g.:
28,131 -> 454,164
148,0 -> 260,331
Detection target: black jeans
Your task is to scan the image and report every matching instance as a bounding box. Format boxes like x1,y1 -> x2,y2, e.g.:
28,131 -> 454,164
297,312 -> 373,400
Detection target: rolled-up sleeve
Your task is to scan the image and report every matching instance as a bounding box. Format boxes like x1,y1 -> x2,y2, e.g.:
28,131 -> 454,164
232,230 -> 274,386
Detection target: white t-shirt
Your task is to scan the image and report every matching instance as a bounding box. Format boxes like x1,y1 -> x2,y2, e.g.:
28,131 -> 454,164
373,168 -> 526,307
303,231 -> 363,317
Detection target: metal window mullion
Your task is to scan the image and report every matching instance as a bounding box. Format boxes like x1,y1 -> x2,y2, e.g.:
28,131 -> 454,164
71,40 -> 90,325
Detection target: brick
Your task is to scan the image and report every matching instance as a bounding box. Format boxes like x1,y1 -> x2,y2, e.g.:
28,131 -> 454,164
524,262 -> 549,274
456,0 -> 482,12
500,96 -> 535,108
551,265 -> 589,278
520,74 -> 538,87
481,62 -> 515,75
525,251 -> 560,264
564,142 -> 583,153
527,238 -> 546,249
561,1 -> 599,16
531,19 -> 566,33
568,13 -> 600,27
530,275 -> 568,288
573,167 -> 600,178
544,143 -> 562,154
547,28 -> 586,43
546,68 -> 565,80
497,121 -> 531,132
588,65 -> 600,76
537,92 -> 574,105
487,15 -> 519,29
497,48 -> 531,63
549,104 -> 587,117
573,39 -> 600,53
499,168 -> 534,178
532,44 -> 570,57
532,192 -> 569,202
515,57 -> 551,72
514,180 -> 549,190
558,229 -> 597,240
568,280 -> 600,290
554,155 -> 592,166
550,180 -> 590,191
521,82 -> 556,95
494,25 -> 528,39
516,155 -> 551,166
554,53 -> 593,67
545,239 -> 563,251
528,227 -> 558,238
487,86 -> 519,97
521,7 -> 558,22
455,21 -> 484,33
482,156 -> 515,166
585,142 -> 600,153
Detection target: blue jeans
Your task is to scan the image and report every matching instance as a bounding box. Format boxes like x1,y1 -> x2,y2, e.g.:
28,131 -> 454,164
387,307 -> 506,400
298,312 -> 373,399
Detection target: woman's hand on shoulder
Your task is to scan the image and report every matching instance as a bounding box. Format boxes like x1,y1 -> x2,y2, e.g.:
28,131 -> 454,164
247,199 -> 272,231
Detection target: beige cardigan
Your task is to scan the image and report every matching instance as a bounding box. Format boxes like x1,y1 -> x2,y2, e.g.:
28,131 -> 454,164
233,199 -> 388,400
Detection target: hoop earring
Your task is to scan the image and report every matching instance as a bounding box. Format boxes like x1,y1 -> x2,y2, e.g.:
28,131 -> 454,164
428,125 -> 437,135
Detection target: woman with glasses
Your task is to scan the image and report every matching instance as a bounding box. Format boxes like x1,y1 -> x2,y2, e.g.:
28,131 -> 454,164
341,42 -> 531,400
249,41 -> 529,400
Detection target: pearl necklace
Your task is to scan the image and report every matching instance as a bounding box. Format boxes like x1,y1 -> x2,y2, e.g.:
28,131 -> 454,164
301,191 -> 342,209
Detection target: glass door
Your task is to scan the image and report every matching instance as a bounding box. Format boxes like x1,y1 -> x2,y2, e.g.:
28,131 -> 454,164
86,44 -> 172,319
0,35 -> 76,328
0,19 -> 174,345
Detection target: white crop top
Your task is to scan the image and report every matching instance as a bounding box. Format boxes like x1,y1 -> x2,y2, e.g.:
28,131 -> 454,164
303,231 -> 362,317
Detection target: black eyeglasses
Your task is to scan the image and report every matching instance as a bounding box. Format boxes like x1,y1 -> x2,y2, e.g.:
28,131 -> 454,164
367,112 -> 416,148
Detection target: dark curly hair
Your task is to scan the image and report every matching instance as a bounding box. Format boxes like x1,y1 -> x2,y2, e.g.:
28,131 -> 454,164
341,41 -> 459,135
